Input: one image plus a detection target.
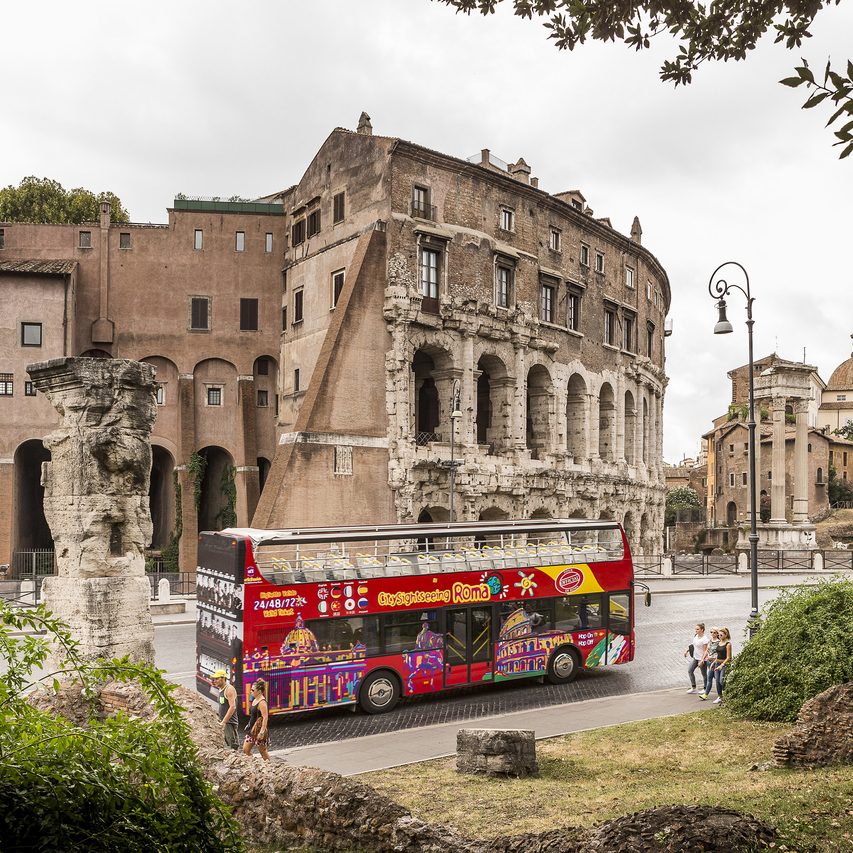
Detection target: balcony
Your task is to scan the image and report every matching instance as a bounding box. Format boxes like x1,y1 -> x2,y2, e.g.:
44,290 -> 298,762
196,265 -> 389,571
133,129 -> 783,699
410,200 -> 437,221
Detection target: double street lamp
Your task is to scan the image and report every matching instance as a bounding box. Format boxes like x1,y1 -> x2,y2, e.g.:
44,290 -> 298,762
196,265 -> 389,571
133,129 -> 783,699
708,261 -> 760,636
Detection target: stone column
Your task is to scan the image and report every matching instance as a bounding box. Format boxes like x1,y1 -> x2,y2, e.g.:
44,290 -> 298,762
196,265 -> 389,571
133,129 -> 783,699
28,357 -> 157,664
177,374 -> 198,575
587,392 -> 600,461
554,378 -> 568,456
793,399 -> 810,523
460,333 -> 475,446
237,375 -> 259,524
512,344 -> 526,449
0,459 -> 13,567
770,397 -> 787,523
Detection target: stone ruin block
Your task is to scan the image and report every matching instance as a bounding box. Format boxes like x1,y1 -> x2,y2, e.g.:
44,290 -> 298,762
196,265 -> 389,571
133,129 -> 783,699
456,728 -> 538,778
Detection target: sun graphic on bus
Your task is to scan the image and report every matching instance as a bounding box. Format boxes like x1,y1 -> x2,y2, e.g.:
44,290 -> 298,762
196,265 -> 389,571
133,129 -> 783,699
513,571 -> 538,597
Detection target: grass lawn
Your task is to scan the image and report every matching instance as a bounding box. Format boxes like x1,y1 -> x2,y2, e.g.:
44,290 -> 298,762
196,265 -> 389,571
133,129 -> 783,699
362,712 -> 853,852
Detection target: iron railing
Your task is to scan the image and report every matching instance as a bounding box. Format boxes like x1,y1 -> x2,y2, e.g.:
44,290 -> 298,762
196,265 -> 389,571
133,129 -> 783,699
822,550 -> 853,570
147,571 -> 196,599
416,431 -> 440,446
11,549 -> 55,577
633,555 -> 663,576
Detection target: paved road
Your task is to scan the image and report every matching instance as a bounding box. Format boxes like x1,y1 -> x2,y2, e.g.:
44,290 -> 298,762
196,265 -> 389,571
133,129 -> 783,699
155,587 -> 780,750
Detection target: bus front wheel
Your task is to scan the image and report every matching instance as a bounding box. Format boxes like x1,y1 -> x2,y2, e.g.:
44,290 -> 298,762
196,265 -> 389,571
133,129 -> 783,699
359,671 -> 400,714
547,647 -> 581,685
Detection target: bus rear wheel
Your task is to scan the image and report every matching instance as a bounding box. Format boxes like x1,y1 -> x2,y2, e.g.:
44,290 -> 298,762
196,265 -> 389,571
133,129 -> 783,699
359,671 -> 400,714
547,647 -> 581,685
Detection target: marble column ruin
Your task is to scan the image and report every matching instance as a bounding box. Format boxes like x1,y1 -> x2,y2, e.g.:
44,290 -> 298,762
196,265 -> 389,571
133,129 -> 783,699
28,357 -> 157,664
793,399 -> 810,523
770,396 -> 788,523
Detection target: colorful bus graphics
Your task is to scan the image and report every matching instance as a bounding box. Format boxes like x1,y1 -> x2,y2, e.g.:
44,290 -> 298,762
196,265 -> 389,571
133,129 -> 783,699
197,519 -> 638,716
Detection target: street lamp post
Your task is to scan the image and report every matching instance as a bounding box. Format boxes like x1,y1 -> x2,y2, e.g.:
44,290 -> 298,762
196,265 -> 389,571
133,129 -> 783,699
708,261 -> 760,636
449,379 -> 462,522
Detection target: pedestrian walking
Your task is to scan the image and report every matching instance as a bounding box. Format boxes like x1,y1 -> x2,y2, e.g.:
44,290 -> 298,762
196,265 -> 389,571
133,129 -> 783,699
212,669 -> 239,750
712,627 -> 733,704
699,628 -> 720,700
243,678 -> 270,760
684,622 -> 709,693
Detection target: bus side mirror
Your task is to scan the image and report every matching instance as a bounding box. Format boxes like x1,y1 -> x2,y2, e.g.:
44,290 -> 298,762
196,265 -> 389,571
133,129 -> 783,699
644,591 -> 652,608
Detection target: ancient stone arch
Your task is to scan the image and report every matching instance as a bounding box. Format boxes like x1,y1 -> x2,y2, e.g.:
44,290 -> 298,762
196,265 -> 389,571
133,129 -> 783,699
598,382 -> 616,462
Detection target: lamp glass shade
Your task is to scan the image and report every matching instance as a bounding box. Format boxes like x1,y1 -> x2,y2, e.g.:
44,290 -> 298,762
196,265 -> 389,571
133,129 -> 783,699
714,299 -> 733,334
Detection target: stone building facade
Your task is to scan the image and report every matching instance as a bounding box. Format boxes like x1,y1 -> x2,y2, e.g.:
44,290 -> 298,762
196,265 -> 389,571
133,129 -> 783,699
254,121 -> 672,554
0,201 -> 285,571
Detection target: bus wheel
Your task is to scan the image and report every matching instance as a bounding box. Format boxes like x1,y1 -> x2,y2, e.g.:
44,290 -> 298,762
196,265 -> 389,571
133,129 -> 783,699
547,647 -> 580,685
359,671 -> 400,714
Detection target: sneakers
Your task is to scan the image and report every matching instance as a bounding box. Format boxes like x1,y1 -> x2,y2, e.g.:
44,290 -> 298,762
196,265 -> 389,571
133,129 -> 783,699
686,688 -> 697,694
713,697 -> 722,704
699,693 -> 708,700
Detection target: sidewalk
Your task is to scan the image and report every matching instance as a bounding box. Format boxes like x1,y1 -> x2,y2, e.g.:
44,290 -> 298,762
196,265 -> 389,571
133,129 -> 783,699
271,686 -> 714,776
639,570 -> 847,596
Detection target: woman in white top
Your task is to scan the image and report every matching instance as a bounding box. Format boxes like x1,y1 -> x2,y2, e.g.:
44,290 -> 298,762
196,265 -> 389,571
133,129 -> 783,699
684,622 -> 709,693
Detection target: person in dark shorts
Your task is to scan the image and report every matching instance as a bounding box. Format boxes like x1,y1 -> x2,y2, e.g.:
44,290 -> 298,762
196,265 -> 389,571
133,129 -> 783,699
213,669 -> 239,750
243,678 -> 270,761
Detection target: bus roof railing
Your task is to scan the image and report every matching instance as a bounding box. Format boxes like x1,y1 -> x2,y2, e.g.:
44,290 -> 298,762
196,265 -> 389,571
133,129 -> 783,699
209,518 -> 623,549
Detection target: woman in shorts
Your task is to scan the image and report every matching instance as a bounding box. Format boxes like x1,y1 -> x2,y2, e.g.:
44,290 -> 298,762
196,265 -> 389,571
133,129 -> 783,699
243,678 -> 270,760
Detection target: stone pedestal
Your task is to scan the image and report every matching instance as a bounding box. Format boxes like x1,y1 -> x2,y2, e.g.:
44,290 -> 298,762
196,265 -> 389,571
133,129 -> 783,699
27,357 -> 158,664
456,728 -> 538,777
738,523 -> 817,551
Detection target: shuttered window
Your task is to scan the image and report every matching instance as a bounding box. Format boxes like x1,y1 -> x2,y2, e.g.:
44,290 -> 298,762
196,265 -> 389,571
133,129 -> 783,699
190,297 -> 210,330
240,298 -> 259,331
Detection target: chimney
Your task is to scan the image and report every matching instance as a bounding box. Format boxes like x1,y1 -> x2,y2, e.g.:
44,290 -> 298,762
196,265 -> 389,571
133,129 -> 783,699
630,215 -> 643,244
100,201 -> 112,229
480,148 -> 491,166
530,177 -> 539,189
508,158 -> 531,185
357,111 -> 373,135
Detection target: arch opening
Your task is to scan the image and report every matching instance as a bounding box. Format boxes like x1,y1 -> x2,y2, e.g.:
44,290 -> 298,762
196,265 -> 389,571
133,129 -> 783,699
197,446 -> 236,532
598,383 -> 616,462
526,364 -> 552,460
566,373 -> 588,461
13,440 -> 53,556
149,446 -> 175,549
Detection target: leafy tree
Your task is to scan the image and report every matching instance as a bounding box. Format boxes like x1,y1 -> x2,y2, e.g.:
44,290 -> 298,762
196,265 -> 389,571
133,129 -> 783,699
724,578 -> 853,721
437,0 -> 853,157
0,602 -> 242,852
0,176 -> 130,224
833,419 -> 853,441
828,463 -> 853,505
665,485 -> 700,525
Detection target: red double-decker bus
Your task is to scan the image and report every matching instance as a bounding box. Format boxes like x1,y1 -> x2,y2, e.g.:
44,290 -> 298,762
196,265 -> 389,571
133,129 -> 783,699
196,519 -> 640,716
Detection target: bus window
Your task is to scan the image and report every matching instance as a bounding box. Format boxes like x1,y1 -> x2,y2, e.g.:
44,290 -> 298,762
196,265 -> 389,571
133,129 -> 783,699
555,594 -> 603,630
383,611 -> 439,654
306,616 -> 380,655
498,600 -> 551,637
608,594 -> 631,634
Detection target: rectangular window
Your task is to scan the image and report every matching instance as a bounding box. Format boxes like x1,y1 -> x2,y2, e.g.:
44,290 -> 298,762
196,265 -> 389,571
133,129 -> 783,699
333,192 -> 345,223
647,281 -> 652,301
281,307 -> 287,330
257,389 -> 269,407
194,229 -> 203,250
382,610 -> 439,655
119,232 -> 131,249
838,394 -> 847,401
625,266 -> 635,289
496,265 -> 512,308
608,593 -> 631,635
207,386 -> 222,406
155,385 -> 165,406
568,290 -> 581,331
419,248 -> 439,300
291,219 -> 305,246
306,208 -> 321,237
500,207 -> 515,232
293,289 -> 304,323
646,322 -> 654,358
0,228 -> 5,249
412,185 -> 430,218
235,231 -> 245,252
595,251 -> 604,273
0,373 -> 12,396
729,472 -> 735,487
580,244 -> 589,267
190,296 -> 210,331
79,230 -> 92,249
239,298 -> 259,331
307,616 -> 379,656
604,307 -> 616,346
331,270 -> 345,308
540,283 -> 555,323
21,322 -> 43,347
265,232 -> 273,253
25,381 -> 36,397
729,444 -> 734,453
549,228 -> 561,252
742,472 -> 748,485
623,314 -> 635,352
845,452 -> 849,466
257,357 -> 269,376
829,450 -> 834,463
293,368 -> 300,392
554,594 -> 603,631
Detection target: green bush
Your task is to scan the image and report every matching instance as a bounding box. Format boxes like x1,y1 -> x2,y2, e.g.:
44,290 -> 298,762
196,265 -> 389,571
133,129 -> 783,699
725,578 -> 853,722
0,603 -> 243,852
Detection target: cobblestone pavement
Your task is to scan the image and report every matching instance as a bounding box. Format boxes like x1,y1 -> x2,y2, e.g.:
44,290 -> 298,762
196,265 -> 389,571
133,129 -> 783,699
259,587 -> 779,750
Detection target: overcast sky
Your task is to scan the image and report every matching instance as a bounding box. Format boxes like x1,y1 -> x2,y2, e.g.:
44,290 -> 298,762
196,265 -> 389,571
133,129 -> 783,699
5,1 -> 852,462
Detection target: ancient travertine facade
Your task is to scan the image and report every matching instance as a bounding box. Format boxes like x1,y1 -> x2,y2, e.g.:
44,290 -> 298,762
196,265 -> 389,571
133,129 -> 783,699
254,119 -> 672,554
29,357 -> 157,662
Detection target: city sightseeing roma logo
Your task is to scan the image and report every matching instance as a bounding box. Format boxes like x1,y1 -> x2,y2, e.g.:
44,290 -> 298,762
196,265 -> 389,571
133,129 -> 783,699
555,567 -> 584,594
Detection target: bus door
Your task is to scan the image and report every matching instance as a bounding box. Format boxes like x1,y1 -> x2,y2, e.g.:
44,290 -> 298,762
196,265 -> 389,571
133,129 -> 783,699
444,606 -> 493,687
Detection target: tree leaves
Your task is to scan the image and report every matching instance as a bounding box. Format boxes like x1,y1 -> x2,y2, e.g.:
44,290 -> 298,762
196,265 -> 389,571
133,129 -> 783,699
0,176 -> 131,224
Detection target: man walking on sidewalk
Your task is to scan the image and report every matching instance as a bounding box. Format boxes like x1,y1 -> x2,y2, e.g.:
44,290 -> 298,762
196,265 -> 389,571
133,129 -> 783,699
213,669 -> 240,750
684,623 -> 709,694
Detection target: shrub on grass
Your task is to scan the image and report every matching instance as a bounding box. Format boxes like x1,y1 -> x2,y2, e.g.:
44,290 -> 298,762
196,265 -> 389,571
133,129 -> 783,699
725,578 -> 853,721
0,602 -> 243,852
